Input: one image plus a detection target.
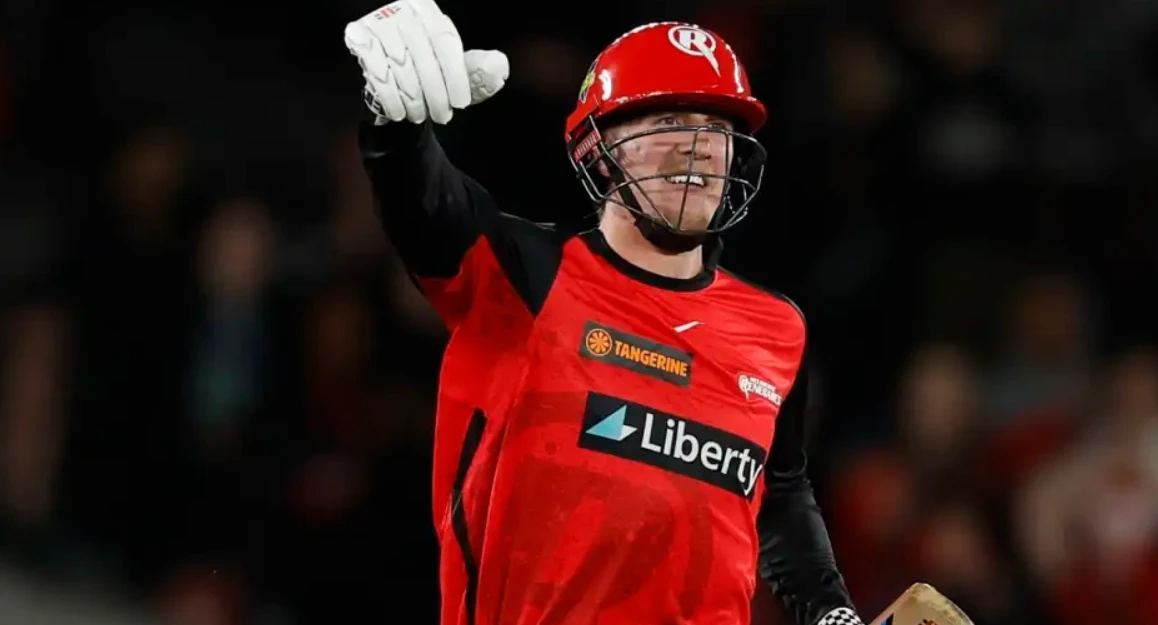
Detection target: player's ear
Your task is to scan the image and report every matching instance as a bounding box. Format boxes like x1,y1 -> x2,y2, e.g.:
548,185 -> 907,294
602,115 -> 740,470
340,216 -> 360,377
595,136 -> 617,179
596,122 -> 627,179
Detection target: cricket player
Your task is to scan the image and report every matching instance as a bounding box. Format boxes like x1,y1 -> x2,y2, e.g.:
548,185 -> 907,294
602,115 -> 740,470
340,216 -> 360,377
344,2 -> 863,624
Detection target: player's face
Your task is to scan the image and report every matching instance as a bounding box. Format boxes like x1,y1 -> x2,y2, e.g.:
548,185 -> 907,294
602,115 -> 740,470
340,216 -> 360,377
606,111 -> 734,232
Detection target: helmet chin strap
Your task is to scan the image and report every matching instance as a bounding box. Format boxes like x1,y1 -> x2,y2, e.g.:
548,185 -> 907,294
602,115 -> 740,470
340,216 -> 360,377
609,169 -> 708,254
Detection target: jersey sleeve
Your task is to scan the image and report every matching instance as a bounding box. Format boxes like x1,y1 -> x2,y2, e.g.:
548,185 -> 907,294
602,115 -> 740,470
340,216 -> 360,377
756,348 -> 857,625
358,115 -> 562,326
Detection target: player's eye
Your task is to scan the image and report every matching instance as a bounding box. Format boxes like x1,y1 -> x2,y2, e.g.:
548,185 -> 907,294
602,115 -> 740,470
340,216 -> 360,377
655,115 -> 680,126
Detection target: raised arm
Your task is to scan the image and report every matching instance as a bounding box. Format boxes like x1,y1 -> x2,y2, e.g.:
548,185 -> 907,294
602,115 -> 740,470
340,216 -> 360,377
347,0 -> 560,324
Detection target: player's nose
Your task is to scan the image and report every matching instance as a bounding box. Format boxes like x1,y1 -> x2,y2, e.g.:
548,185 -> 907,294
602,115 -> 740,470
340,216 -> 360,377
674,130 -> 723,161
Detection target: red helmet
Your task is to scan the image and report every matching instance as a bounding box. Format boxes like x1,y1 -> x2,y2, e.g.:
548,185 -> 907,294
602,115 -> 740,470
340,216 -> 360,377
564,22 -> 767,143
564,22 -> 768,251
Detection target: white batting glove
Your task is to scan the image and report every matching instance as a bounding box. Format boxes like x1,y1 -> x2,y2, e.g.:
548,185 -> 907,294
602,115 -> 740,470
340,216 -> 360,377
344,0 -> 509,125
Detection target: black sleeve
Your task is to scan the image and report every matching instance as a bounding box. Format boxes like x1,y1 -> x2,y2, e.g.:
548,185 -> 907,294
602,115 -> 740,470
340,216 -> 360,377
756,349 -> 856,625
357,114 -> 562,315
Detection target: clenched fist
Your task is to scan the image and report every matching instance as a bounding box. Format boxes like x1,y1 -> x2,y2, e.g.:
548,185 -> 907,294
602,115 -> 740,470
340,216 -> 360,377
344,0 -> 509,124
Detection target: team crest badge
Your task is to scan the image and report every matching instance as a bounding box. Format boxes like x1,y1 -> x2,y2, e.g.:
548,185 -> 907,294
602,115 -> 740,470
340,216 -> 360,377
577,58 -> 598,102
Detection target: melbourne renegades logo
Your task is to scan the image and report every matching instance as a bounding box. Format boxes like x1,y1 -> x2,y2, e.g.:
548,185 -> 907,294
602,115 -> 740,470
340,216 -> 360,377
736,373 -> 782,407
667,25 -> 720,76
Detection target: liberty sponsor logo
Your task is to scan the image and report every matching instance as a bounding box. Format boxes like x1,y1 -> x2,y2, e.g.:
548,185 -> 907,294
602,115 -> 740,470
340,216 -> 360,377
579,391 -> 766,499
580,321 -> 692,386
737,373 -> 782,406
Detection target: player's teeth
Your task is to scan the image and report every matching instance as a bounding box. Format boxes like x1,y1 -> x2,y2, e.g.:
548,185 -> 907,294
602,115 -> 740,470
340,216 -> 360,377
666,174 -> 705,186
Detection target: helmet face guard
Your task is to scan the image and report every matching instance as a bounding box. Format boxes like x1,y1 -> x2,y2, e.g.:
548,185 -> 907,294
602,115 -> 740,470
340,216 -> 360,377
567,113 -> 767,237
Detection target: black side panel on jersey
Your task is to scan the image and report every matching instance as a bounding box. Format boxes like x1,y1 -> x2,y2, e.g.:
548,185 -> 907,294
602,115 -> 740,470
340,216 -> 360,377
451,409 -> 487,625
713,272 -> 857,623
756,348 -> 857,625
358,116 -> 563,315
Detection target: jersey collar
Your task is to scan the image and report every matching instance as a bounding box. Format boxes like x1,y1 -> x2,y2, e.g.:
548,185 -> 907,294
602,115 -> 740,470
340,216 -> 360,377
579,229 -> 719,292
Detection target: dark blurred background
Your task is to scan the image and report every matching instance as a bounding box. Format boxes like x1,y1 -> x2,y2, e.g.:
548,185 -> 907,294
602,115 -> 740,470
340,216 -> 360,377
2,0 -> 1158,623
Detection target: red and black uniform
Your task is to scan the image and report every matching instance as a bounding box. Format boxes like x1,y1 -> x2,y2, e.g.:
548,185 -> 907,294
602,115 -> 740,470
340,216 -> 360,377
360,119 -> 856,625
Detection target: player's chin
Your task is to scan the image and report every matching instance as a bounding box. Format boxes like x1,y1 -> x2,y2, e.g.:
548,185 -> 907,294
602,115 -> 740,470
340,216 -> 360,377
657,204 -> 717,233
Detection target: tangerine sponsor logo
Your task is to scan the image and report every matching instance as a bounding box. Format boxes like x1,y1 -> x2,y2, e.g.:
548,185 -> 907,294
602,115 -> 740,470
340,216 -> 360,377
579,321 -> 692,386
584,327 -> 613,356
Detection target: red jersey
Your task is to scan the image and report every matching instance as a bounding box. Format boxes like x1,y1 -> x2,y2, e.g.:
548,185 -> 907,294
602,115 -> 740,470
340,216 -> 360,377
360,119 -> 855,625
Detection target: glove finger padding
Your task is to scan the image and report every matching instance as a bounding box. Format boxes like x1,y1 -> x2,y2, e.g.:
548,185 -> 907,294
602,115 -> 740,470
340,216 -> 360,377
390,5 -> 453,123
407,0 -> 470,110
402,0 -> 446,18
365,79 -> 407,123
381,33 -> 427,122
350,10 -> 427,123
344,22 -> 384,82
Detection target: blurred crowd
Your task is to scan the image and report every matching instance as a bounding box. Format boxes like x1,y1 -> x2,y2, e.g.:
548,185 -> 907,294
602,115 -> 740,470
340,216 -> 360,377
2,0 -> 1158,624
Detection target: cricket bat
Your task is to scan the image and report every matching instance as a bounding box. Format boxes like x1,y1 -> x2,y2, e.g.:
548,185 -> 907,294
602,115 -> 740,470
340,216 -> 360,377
870,583 -> 975,625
